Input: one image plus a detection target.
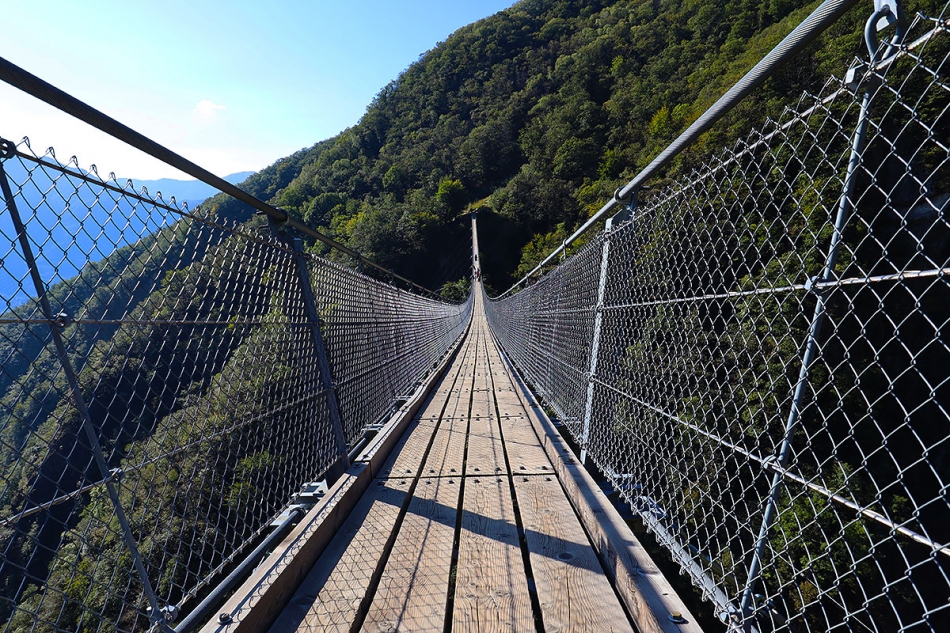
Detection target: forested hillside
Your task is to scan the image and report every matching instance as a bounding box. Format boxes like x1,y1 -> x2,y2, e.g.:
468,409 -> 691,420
3,0 -> 944,629
208,0 -> 888,294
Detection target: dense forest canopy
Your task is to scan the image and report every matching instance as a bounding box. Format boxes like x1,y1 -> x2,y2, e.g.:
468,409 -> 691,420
206,0 -> 883,294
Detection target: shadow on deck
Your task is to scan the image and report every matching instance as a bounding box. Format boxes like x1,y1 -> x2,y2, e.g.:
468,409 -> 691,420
200,289 -> 700,633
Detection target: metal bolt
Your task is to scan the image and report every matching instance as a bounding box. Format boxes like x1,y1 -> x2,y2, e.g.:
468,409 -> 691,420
52,311 -> 72,329
668,612 -> 687,624
161,605 -> 179,622
218,612 -> 233,624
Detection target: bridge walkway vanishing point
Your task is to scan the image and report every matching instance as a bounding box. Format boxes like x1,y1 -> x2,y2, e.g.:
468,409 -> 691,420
4,1 -> 949,630
275,289 -> 633,633
201,276 -> 700,633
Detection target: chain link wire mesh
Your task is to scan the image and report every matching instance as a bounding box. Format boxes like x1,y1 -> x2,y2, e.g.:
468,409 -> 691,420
0,139 -> 471,632
487,7 -> 949,632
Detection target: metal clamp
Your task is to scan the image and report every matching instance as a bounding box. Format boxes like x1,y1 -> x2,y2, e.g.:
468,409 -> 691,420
0,138 -> 14,160
613,188 -> 639,224
844,60 -> 872,92
803,275 -> 825,295
52,311 -> 73,329
147,604 -> 179,624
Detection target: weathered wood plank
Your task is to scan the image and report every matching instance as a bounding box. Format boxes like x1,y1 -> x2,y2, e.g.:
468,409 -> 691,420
514,475 -> 636,633
268,478 -> 411,633
498,417 -> 553,476
500,346 -> 705,633
383,337 -> 476,477
421,416 -> 468,477
417,338 -> 476,420
452,476 -> 534,633
487,360 -> 553,476
466,408 -> 506,477
378,417 -> 439,479
360,476 -> 460,632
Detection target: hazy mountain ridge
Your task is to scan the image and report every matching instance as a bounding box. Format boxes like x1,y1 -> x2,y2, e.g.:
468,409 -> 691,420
126,171 -> 255,209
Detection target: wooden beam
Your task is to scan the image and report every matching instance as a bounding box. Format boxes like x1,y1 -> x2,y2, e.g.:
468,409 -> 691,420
453,476 -> 534,633
514,475 -> 635,632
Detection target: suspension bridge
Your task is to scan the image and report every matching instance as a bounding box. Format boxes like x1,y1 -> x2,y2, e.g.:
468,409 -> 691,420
1,0 -> 948,631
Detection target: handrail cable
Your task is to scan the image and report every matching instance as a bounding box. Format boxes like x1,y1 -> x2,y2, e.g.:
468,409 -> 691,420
500,0 -> 861,297
0,56 -> 441,299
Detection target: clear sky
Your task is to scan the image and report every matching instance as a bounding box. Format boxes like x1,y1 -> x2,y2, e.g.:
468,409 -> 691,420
0,0 -> 517,180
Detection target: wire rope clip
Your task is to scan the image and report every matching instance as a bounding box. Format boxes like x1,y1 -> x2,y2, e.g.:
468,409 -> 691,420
0,138 -> 14,160
52,311 -> 73,329
844,60 -> 871,92
803,275 -> 824,295
147,604 -> 178,624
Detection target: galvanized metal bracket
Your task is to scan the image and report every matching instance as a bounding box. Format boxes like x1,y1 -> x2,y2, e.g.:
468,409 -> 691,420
612,188 -> 638,225
52,310 -> 73,329
0,138 -> 14,160
873,0 -> 903,31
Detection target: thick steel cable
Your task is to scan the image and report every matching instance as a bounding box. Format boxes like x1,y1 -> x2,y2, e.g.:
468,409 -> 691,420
0,56 -> 440,299
503,0 -> 861,296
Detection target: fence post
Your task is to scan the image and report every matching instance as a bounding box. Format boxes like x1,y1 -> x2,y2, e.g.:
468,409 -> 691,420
0,142 -> 173,629
268,218 -> 349,482
580,218 -> 613,465
736,12 -> 892,625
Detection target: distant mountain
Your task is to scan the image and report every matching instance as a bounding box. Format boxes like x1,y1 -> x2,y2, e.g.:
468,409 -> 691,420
124,171 -> 255,209
0,165 -> 255,306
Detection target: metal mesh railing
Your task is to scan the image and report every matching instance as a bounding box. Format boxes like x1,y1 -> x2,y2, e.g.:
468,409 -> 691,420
487,5 -> 949,632
0,139 -> 471,632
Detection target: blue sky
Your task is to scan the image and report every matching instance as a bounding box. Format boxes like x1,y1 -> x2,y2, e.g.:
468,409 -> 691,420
0,0 -> 516,180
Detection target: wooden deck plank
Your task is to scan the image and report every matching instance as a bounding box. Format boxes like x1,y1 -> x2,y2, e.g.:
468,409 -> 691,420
418,340 -> 476,420
421,416 -> 468,477
492,391 -> 528,418
498,417 -> 553,476
360,476 -> 460,632
268,478 -> 411,633
465,407 -> 506,477
378,416 -> 439,478
514,475 -> 636,633
386,337 -> 476,478
485,350 -> 554,476
452,476 -> 534,633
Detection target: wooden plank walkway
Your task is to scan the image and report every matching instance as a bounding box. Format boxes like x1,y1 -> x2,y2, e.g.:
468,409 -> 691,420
269,289 -> 641,633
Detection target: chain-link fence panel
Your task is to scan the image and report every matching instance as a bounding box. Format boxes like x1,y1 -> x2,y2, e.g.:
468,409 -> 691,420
0,139 -> 471,632
487,7 -> 949,632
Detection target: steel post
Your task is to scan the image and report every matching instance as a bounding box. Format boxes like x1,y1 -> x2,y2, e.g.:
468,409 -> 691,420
580,218 -> 613,465
268,219 -> 349,482
736,10 -> 887,625
0,149 -> 171,629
